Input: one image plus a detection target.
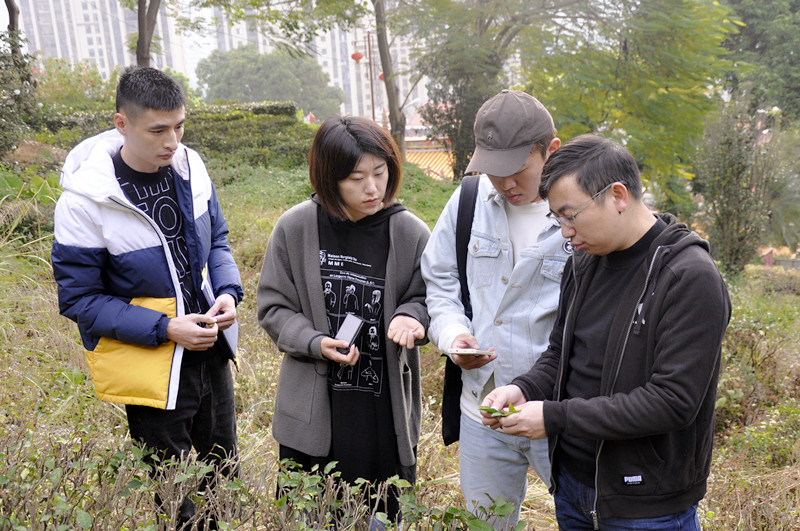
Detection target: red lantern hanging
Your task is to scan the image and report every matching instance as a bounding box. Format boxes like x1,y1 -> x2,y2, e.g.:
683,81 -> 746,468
351,51 -> 363,63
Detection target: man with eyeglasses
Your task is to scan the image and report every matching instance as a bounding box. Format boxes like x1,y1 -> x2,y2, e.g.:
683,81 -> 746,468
421,89 -> 570,528
481,134 -> 731,530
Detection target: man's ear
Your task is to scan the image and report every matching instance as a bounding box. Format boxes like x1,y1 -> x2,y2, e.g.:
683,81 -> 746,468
611,182 -> 630,213
547,137 -> 561,156
113,112 -> 127,136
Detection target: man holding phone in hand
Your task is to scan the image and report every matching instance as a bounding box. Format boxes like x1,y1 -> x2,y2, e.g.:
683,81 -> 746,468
421,90 -> 570,528
52,66 -> 243,527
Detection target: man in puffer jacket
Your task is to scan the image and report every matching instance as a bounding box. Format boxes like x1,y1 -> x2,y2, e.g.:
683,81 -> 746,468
481,134 -> 731,530
51,66 -> 243,528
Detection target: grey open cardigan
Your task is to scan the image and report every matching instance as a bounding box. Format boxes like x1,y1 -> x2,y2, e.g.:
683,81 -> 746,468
256,199 -> 431,467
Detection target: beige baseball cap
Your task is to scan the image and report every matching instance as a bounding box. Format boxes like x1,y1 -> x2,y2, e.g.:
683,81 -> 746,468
465,89 -> 554,178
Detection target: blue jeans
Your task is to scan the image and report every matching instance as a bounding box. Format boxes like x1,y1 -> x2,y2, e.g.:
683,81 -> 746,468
554,466 -> 701,530
459,413 -> 551,530
126,352 -> 238,527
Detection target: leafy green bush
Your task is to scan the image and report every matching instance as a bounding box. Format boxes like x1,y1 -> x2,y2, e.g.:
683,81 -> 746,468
34,57 -> 117,110
184,104 -> 314,169
0,164 -> 59,247
31,108 -> 114,148
0,33 -> 36,158
721,400 -> 800,468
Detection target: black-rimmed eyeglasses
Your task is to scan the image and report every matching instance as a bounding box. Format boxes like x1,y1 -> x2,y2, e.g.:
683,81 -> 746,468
547,183 -> 614,227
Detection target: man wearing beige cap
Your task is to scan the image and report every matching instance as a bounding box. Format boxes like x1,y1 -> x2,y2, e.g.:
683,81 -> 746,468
421,89 -> 569,527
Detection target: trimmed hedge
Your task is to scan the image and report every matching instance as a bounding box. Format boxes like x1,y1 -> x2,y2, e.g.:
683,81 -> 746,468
183,102 -> 315,169
31,101 -> 315,170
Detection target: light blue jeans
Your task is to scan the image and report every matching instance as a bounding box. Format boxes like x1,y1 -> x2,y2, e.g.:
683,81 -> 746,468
459,413 -> 552,529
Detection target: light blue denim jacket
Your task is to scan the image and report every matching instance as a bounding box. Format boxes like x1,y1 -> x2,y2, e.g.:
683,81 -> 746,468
422,176 -> 570,421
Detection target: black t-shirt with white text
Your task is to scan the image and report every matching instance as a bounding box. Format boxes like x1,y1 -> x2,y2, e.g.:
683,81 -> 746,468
113,150 -> 201,316
318,202 -> 402,486
113,151 -> 220,364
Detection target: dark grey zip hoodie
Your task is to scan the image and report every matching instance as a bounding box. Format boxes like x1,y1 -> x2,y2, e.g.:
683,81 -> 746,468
512,213 -> 731,522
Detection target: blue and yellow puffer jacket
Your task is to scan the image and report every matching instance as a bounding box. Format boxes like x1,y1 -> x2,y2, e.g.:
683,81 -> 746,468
51,129 -> 243,410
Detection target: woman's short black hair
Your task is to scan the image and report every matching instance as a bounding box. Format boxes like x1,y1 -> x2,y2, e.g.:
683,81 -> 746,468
309,115 -> 402,220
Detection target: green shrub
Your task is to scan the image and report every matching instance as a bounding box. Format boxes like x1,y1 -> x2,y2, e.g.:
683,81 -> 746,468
184,105 -> 314,169
721,400 -> 800,468
0,33 -> 36,158
31,108 -> 115,149
34,57 -> 117,110
0,164 -> 59,247
30,101 -> 309,159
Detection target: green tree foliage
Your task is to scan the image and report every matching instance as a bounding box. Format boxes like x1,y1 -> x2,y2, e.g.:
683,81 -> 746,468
196,45 -> 344,120
417,42 -> 502,180
521,0 -> 737,209
130,0 -> 367,56
198,0 -> 367,50
762,123 -> 800,252
0,31 -> 36,157
399,0 -> 605,180
163,67 -> 199,104
34,57 -> 116,110
723,0 -> 800,121
118,0 -> 367,67
691,100 -> 785,274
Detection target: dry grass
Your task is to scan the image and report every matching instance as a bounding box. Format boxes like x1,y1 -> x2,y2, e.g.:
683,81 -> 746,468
4,165 -> 800,528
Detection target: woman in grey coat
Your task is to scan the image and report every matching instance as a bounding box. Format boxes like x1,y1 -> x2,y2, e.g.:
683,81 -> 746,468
257,115 -> 430,525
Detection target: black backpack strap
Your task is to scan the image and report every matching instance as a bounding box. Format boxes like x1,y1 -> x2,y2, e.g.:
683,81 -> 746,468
442,174 -> 481,446
456,175 -> 480,319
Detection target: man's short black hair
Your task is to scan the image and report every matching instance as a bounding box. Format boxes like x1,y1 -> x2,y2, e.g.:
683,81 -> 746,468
539,134 -> 642,200
116,66 -> 185,116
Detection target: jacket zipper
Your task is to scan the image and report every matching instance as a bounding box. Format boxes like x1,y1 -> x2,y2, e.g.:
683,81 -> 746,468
109,197 -> 186,314
549,256 -> 582,492
589,246 -> 664,529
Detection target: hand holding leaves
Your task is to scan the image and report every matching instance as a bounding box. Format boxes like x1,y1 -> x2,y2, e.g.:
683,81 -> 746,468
479,403 -> 520,417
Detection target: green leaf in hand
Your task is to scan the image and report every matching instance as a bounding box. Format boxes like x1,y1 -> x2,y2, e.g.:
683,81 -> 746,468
479,405 -> 513,417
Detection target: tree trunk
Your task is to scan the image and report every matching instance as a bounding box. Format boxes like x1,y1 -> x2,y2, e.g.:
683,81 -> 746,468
372,0 -> 406,160
5,0 -> 20,59
136,0 -> 161,67
5,0 -> 34,86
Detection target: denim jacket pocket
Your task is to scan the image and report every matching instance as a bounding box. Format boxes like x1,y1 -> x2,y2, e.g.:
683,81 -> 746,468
541,258 -> 566,282
468,234 -> 501,288
534,258 -> 566,310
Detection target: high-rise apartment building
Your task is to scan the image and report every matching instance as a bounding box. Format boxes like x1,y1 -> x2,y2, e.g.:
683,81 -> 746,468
16,0 -> 185,78
10,1 -> 429,134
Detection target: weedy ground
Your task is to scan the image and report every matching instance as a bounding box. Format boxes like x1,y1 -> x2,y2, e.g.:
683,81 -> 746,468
2,140 -> 800,529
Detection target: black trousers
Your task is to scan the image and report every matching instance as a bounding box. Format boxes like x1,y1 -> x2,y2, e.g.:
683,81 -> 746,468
126,352 -> 238,527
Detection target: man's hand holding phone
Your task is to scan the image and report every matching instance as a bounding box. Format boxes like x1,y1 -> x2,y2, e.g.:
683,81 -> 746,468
447,333 -> 496,369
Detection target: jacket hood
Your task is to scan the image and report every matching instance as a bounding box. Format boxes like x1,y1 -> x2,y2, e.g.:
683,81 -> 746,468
60,129 -> 191,205
650,212 -> 710,257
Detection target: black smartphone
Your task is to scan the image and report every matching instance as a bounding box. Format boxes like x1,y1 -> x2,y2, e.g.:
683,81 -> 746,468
334,313 -> 365,354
